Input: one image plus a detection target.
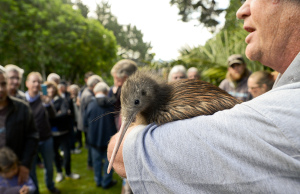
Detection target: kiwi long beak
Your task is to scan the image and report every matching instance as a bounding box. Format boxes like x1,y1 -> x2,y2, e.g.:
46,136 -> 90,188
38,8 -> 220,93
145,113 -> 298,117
107,116 -> 134,174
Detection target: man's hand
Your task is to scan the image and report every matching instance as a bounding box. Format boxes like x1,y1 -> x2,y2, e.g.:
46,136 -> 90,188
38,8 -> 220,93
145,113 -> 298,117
18,165 -> 29,185
19,185 -> 29,194
107,125 -> 136,178
40,95 -> 51,104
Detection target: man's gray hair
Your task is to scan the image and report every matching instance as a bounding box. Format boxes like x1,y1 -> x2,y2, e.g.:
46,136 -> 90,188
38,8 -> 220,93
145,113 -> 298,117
93,82 -> 110,94
168,65 -> 187,82
69,84 -> 80,93
87,75 -> 103,88
187,67 -> 199,74
4,64 -> 24,78
111,59 -> 138,78
47,73 -> 61,84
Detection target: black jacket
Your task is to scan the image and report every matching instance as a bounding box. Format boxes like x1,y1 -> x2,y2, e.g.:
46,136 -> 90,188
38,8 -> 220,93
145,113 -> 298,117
84,96 -> 117,151
5,96 -> 39,169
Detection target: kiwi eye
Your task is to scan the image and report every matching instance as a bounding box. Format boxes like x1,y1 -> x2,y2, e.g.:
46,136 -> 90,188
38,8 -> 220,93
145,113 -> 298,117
134,100 -> 140,105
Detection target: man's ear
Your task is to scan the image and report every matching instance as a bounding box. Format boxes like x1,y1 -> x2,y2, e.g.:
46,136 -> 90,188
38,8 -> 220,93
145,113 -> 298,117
262,84 -> 268,91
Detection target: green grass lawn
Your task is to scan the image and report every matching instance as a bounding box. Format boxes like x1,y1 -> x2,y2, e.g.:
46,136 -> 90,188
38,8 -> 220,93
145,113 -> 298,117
36,147 -> 123,193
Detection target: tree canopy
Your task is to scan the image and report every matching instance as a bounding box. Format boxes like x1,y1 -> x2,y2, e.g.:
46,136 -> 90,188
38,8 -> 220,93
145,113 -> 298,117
0,0 -> 117,83
95,1 -> 154,65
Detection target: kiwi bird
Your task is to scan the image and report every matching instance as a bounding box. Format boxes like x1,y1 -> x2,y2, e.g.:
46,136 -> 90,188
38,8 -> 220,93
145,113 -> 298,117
108,71 -> 241,173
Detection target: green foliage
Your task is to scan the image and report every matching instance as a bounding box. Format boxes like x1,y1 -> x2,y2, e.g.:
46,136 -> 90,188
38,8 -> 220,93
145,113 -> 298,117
0,0 -> 117,84
95,1 -> 154,66
36,147 -> 123,193
170,0 -> 226,31
176,29 -> 264,85
171,0 -> 273,86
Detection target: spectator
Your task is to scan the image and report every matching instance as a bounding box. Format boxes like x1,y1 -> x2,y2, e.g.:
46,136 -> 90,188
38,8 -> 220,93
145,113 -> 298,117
45,81 -> 80,183
187,67 -> 201,80
57,80 -> 79,154
79,71 -> 94,98
84,82 -> 117,189
76,72 -> 94,149
247,71 -> 274,98
109,59 -> 138,194
219,54 -> 252,101
46,73 -> 60,85
109,59 -> 138,130
108,0 -> 300,192
68,84 -> 82,154
168,65 -> 187,82
25,72 -> 60,194
0,147 -> 36,194
78,75 -> 103,170
0,67 -> 38,187
4,64 -> 26,101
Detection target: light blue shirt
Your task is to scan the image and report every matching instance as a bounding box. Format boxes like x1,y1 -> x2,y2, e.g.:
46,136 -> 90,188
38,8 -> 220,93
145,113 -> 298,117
123,52 -> 300,193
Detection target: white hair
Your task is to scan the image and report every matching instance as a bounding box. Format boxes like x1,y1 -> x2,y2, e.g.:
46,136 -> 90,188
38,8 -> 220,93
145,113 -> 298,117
69,84 -> 80,93
5,64 -> 24,78
168,65 -> 187,82
187,67 -> 199,74
93,82 -> 109,94
87,75 -> 103,88
47,73 -> 61,84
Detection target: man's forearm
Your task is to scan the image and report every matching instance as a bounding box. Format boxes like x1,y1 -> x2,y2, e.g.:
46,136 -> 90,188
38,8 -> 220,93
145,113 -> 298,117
107,125 -> 136,178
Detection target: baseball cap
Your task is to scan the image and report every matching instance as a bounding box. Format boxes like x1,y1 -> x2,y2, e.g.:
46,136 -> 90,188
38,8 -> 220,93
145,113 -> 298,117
227,54 -> 245,67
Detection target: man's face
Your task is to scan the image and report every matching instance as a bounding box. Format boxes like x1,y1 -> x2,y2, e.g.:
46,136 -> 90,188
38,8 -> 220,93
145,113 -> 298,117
7,70 -> 20,92
247,77 -> 267,98
113,74 -> 127,87
187,72 -> 200,80
0,74 -> 8,103
170,72 -> 185,82
236,0 -> 287,72
26,74 -> 41,95
228,63 -> 246,81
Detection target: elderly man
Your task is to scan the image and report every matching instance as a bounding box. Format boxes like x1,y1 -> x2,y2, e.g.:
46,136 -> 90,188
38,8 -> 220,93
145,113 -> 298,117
4,64 -> 26,101
78,75 -> 103,169
108,0 -> 300,193
187,67 -> 201,80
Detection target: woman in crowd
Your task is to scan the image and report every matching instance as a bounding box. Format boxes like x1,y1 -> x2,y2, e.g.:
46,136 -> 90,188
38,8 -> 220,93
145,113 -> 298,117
45,81 -> 80,183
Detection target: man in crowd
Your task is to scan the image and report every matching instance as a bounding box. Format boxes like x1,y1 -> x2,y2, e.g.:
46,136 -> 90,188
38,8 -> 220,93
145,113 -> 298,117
84,82 -> 117,189
4,64 -> 26,101
78,75 -> 103,170
26,72 -> 60,194
187,67 -> 201,80
219,54 -> 252,101
0,66 -> 38,186
108,0 -> 300,192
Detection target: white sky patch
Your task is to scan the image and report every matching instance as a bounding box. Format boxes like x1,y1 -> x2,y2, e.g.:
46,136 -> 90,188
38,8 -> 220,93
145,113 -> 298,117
81,0 -> 229,61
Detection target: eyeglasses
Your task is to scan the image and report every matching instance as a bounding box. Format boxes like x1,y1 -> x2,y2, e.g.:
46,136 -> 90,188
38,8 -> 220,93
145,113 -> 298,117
8,76 -> 20,80
248,86 -> 261,90
229,63 -> 243,69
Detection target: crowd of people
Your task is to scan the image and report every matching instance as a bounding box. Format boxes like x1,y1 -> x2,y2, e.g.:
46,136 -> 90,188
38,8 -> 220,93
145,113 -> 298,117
0,59 -> 139,194
1,0 -> 300,193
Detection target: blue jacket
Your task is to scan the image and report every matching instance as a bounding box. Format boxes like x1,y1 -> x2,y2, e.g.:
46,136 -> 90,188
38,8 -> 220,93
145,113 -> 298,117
84,96 -> 117,151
